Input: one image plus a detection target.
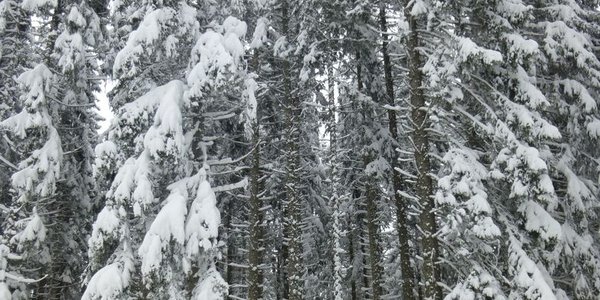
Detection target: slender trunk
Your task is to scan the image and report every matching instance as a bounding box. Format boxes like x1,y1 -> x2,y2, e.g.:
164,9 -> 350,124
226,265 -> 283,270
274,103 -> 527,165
328,64 -> 344,300
356,49 -> 384,299
349,224 -> 357,300
277,234 -> 286,300
248,109 -> 264,300
379,4 -> 416,300
280,0 -> 303,298
331,198 -> 344,300
247,42 -> 264,299
360,222 -> 369,299
349,188 -> 361,300
225,199 -> 235,296
365,178 -> 383,300
404,3 -> 441,300
350,52 -> 363,300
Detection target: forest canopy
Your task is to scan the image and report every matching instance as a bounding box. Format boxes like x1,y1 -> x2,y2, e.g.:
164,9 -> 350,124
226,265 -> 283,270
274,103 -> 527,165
1,0 -> 600,299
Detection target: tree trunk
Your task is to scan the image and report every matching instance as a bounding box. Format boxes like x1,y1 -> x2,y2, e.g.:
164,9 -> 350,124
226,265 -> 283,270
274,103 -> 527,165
328,64 -> 345,300
378,3 -> 416,300
280,0 -> 303,299
225,199 -> 235,297
248,107 -> 264,300
360,221 -> 369,299
349,223 -> 357,300
356,49 -> 384,299
404,2 -> 441,300
365,178 -> 383,300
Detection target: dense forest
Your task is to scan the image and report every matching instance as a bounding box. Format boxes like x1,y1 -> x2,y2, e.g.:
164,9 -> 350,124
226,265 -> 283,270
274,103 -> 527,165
1,0 -> 600,299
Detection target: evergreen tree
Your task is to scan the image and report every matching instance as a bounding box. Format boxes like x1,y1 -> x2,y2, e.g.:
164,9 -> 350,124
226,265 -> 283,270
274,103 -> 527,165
421,0 -> 600,298
0,5 -> 33,296
0,0 -> 103,297
2,0 -> 600,299
83,1 -> 248,298
0,0 -> 31,206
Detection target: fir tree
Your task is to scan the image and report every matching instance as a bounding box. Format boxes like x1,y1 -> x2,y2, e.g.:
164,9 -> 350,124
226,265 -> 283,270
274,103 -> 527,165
83,1 -> 248,298
0,0 -> 103,297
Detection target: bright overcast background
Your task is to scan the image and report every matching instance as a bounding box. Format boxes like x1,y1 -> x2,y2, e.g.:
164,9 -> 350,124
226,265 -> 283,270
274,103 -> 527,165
94,80 -> 114,133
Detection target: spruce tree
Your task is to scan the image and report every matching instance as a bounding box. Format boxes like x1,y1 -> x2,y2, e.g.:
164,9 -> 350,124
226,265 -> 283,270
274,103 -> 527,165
83,1 -> 247,298
0,0 -> 102,297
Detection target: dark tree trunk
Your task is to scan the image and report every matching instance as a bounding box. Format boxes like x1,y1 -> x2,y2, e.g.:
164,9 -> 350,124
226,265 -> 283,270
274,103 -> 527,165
248,101 -> 264,300
365,178 -> 383,300
279,0 -> 303,298
404,2 -> 442,300
378,3 -> 417,300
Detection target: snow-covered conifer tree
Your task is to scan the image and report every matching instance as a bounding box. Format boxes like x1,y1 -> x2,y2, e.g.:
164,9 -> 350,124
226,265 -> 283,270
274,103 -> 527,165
0,0 -> 32,203
423,0 -> 600,298
0,0 -> 104,297
84,0 -> 248,297
0,63 -> 59,298
3,0 -> 600,298
529,1 -> 600,298
0,7 -> 33,294
44,2 -> 104,297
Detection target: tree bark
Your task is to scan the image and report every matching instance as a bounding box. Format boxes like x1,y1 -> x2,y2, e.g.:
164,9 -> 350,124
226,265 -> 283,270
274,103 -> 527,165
280,0 -> 303,298
356,48 -> 384,299
225,199 -> 235,297
349,223 -> 357,300
248,101 -> 264,300
378,3 -> 417,300
328,64 -> 345,300
404,2 -> 442,300
365,177 -> 383,300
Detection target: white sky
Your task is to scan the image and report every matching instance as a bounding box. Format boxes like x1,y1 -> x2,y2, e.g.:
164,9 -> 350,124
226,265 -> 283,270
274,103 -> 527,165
94,80 -> 114,133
